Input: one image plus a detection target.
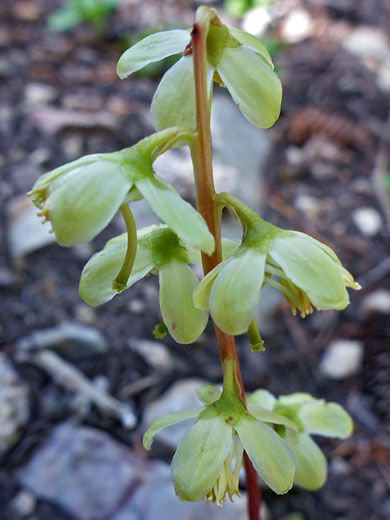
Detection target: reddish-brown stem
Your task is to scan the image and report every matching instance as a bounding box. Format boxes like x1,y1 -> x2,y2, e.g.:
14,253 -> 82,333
244,453 -> 262,520
190,15 -> 262,520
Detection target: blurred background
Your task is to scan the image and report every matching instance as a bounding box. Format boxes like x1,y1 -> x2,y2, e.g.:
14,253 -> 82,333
0,1 -> 389,519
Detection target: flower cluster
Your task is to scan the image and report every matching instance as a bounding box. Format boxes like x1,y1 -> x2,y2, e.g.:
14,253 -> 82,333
143,362 -> 353,505
117,8 -> 282,131
194,193 -> 360,336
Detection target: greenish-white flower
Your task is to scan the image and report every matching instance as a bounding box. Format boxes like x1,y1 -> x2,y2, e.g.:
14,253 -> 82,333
29,130 -> 214,253
194,218 -> 360,336
117,12 -> 282,130
247,390 -> 354,490
79,225 -> 208,343
143,367 -> 297,504
79,226 -> 239,343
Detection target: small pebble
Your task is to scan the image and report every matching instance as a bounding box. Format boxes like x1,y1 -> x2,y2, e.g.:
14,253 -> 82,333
360,289 -> 390,315
11,490 -> 36,517
319,340 -> 364,379
129,339 -> 173,374
352,207 -> 382,237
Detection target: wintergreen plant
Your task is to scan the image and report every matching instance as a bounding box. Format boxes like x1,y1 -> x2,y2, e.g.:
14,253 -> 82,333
30,6 -> 359,519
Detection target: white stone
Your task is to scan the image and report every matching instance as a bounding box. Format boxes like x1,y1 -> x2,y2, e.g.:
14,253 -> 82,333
128,339 -> 173,374
281,9 -> 313,43
242,7 -> 272,37
24,83 -> 57,105
294,193 -> 321,219
361,289 -> 390,315
343,26 -> 389,63
352,207 -> 382,236
319,340 -> 364,380
11,490 -> 37,517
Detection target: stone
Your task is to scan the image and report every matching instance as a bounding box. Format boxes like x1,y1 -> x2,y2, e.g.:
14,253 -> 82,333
242,7 -> 273,37
7,195 -> 56,257
17,422 -> 144,520
294,193 -> 322,219
24,83 -> 57,106
141,378 -> 209,450
281,9 -> 313,43
352,207 -> 382,237
360,289 -> 390,315
10,490 -> 37,517
150,94 -> 272,212
17,422 -> 249,520
343,26 -> 389,64
128,339 -> 173,374
0,353 -> 30,454
319,340 -> 364,380
16,322 -> 108,360
211,95 -> 271,210
113,460 -> 250,520
30,107 -> 118,136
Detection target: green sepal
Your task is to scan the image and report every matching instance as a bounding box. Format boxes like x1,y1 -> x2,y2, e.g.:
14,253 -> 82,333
153,321 -> 168,339
143,407 -> 202,450
196,385 -> 221,405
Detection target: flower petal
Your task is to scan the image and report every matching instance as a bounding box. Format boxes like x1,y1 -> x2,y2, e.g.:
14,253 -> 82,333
217,45 -> 282,129
277,393 -> 315,406
236,417 -> 294,494
248,407 -> 298,432
192,260 -> 227,310
151,56 -> 214,131
159,260 -> 209,344
269,234 -> 349,310
290,433 -> 327,490
143,407 -> 202,450
79,233 -> 154,306
227,26 -> 273,68
136,175 -> 214,254
172,416 -> 233,502
246,389 -> 276,411
117,30 -> 190,79
45,161 -> 131,246
209,249 -> 266,335
29,154 -> 104,208
298,400 -> 353,439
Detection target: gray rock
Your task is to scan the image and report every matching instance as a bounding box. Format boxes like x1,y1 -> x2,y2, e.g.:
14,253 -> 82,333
18,422 -> 249,520
113,460 -> 249,520
153,94 -> 271,212
7,195 -> 56,257
141,378 -> 209,450
30,107 -> 118,136
211,94 -> 271,209
128,339 -> 173,374
360,289 -> 390,315
17,422 -> 144,520
0,57 -> 13,78
0,353 -> 30,454
16,322 -> 108,360
319,340 -> 364,380
352,207 -> 382,237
